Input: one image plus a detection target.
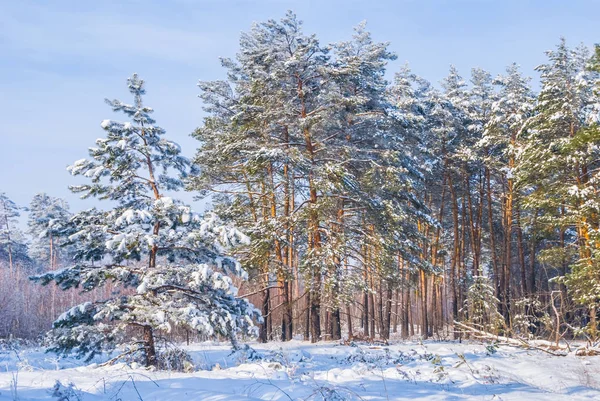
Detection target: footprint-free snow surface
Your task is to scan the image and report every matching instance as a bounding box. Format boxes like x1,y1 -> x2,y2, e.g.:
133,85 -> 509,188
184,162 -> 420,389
1,340 -> 599,400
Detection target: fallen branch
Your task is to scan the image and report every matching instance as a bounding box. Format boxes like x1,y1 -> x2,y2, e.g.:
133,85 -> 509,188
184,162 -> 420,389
98,345 -> 144,367
453,321 -> 568,356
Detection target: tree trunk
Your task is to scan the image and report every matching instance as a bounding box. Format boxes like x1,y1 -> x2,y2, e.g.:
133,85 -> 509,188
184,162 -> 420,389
515,202 -> 527,296
143,325 -> 157,367
259,284 -> 270,343
449,173 -> 460,335
401,260 -> 410,339
331,308 -> 341,341
420,270 -> 428,339
346,304 -> 353,338
384,284 -> 393,340
486,168 -> 500,304
304,291 -> 311,341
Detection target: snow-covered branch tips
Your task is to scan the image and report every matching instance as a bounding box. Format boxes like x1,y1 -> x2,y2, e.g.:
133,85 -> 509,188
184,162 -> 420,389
31,74 -> 260,367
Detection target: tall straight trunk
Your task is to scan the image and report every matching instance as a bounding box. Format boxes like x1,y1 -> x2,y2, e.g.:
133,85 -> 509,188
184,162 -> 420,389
465,166 -> 479,275
476,170 -> 485,272
529,211 -> 538,295
590,306 -> 598,342
304,291 -> 311,341
504,178 -> 513,323
502,127 -> 519,323
329,203 -> 344,341
297,74 -> 322,343
324,310 -> 331,339
344,256 -> 353,339
363,288 -> 370,337
420,270 -> 428,338
259,280 -> 271,343
368,258 -> 376,338
384,284 -> 393,340
377,278 -> 384,338
485,168 -> 500,302
369,286 -> 376,338
401,260 -> 409,339
448,173 -> 460,328
460,186 -> 467,316
436,281 -> 443,334
515,202 -> 527,296
281,155 -> 294,341
393,288 -> 399,334
259,179 -> 272,342
331,309 -> 341,341
431,278 -> 438,335
282,281 -> 293,341
431,180 -> 446,270
559,206 -> 568,317
346,304 -> 353,338
363,239 -> 370,337
409,289 -> 415,337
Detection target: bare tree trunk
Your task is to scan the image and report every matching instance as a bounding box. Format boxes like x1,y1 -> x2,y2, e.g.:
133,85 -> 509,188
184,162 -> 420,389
420,270 -> 428,339
449,173 -> 460,333
304,292 -> 311,341
259,282 -> 270,343
346,304 -> 353,338
486,168 -> 500,303
384,284 -> 393,340
393,288 -> 399,334
369,288 -> 376,339
529,211 -> 538,295
377,278 -> 384,338
515,202 -> 527,297
401,260 -> 410,339
331,308 -> 341,341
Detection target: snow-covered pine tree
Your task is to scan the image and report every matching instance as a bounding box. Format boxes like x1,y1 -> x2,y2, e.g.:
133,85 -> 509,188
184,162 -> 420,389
32,74 -> 260,366
0,193 -> 29,271
27,193 -> 73,269
464,275 -> 503,334
388,65 -> 436,338
192,12 -> 335,343
191,14 -> 307,342
482,63 -> 534,304
520,39 -> 600,339
192,15 -> 431,342
421,67 -> 472,327
463,68 -> 496,277
330,26 -> 429,340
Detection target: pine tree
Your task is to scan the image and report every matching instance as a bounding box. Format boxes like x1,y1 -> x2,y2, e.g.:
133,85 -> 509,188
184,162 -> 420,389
27,193 -> 73,269
331,28 -> 428,340
520,39 -> 600,338
32,74 -> 260,366
0,193 -> 28,271
483,63 -> 534,309
191,14 -> 430,342
464,275 -> 503,333
192,12 -> 334,342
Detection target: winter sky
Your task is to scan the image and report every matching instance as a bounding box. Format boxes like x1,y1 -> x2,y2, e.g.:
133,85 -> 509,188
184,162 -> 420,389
1,0 -> 599,217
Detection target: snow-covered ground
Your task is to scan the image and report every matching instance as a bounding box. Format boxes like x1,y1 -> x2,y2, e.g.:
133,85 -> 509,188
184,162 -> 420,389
1,339 -> 599,400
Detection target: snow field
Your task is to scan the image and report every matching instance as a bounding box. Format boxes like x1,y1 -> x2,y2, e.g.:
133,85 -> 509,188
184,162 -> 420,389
1,340 -> 599,400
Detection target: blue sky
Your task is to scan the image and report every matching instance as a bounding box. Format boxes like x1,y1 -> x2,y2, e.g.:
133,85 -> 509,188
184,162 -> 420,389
1,0 -> 599,219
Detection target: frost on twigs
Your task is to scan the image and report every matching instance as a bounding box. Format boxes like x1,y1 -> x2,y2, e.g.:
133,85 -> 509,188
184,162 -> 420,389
157,348 -> 195,372
50,380 -> 81,401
